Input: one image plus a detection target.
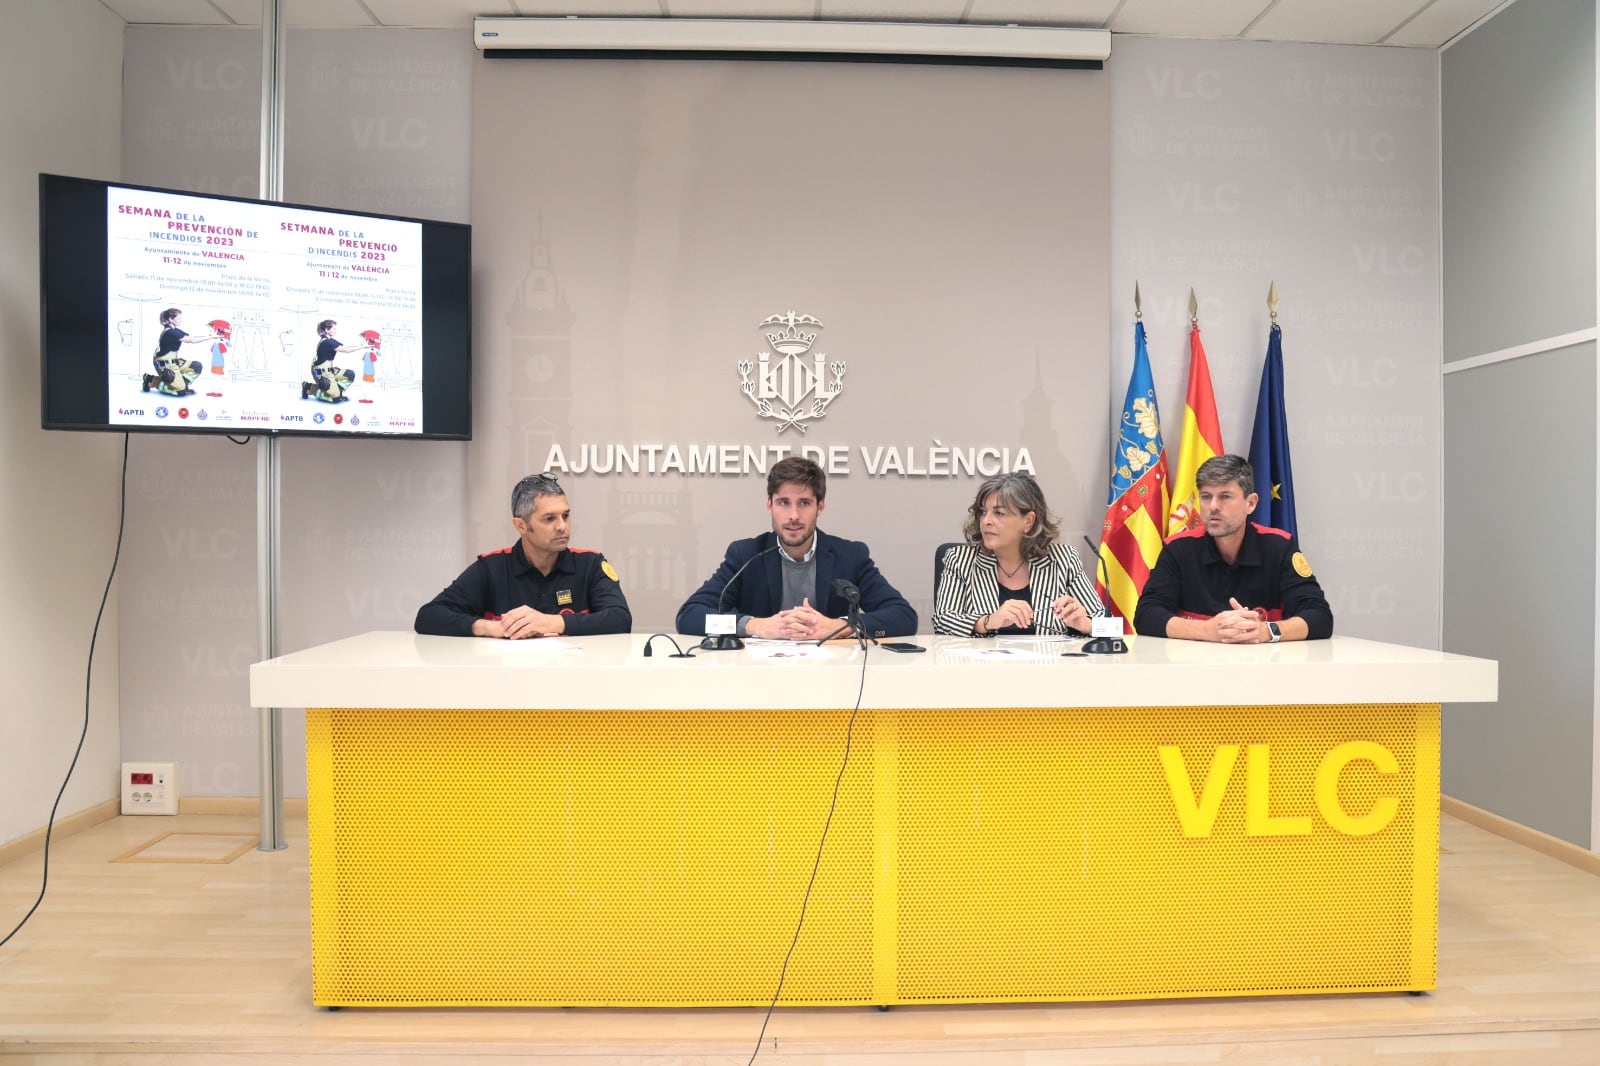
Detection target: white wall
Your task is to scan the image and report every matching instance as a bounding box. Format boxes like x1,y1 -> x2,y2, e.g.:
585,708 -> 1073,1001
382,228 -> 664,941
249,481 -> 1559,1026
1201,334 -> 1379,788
117,28 -> 473,799
1440,0 -> 1597,849
0,0 -> 126,845
1110,36 -> 1442,648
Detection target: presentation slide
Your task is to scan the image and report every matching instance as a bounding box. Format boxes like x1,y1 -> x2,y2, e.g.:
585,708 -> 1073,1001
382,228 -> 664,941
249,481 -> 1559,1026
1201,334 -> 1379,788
105,186 -> 424,434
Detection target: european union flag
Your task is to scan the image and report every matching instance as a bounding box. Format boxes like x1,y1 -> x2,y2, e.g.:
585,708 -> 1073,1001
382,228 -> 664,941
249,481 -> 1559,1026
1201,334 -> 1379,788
1247,323 -> 1297,537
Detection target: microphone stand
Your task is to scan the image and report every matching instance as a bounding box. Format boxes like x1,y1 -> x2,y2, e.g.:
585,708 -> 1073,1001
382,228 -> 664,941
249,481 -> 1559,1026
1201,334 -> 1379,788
700,544 -> 781,652
815,619 -> 853,645
816,599 -> 873,649
1081,535 -> 1129,655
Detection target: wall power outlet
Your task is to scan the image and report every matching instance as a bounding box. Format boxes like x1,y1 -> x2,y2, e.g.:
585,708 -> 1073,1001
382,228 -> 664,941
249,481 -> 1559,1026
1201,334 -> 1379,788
120,762 -> 179,815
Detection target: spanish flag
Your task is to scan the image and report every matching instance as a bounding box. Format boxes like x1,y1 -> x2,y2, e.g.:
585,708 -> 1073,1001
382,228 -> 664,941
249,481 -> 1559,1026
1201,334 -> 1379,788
1098,321 -> 1169,626
1166,322 -> 1224,535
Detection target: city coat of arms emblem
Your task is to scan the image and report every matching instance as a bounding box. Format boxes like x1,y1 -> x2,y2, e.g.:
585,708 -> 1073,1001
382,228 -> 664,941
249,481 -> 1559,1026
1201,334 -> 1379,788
738,311 -> 845,434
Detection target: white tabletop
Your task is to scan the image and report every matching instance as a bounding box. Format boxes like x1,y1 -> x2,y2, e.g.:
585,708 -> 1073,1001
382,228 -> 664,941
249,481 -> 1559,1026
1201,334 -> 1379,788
249,632 -> 1498,711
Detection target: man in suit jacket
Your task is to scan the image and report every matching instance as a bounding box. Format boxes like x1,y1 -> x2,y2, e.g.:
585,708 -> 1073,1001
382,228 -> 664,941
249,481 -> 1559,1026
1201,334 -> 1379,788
676,456 -> 917,641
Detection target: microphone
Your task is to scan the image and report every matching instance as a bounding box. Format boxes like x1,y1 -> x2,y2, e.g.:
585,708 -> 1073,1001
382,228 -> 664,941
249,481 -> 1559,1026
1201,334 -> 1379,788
700,543 -> 781,651
1079,535 -> 1128,655
830,578 -> 871,648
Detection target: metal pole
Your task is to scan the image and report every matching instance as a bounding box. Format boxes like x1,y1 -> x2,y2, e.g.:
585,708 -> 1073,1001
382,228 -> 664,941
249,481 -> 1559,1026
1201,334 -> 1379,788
257,0 -> 287,852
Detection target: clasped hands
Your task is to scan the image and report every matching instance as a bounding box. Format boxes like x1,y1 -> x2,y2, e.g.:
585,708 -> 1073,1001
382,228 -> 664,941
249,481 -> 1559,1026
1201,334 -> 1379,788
475,605 -> 566,639
1210,597 -> 1270,644
982,595 -> 1091,633
747,598 -> 848,641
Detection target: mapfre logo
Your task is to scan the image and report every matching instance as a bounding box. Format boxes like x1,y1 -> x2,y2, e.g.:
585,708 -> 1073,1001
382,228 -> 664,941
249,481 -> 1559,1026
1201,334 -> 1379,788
739,311 -> 845,434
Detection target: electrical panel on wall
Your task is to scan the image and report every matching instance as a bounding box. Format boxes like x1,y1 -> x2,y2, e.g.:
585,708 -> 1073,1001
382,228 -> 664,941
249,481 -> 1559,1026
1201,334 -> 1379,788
121,762 -> 178,816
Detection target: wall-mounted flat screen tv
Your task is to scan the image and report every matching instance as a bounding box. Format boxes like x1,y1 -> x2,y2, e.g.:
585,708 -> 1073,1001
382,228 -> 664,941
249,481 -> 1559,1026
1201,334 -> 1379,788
40,173 -> 471,439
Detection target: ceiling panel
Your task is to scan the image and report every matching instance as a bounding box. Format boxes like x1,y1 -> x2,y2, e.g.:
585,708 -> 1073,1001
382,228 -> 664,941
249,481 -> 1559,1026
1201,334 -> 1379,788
1109,0 -> 1269,38
963,0 -> 1118,27
367,0 -> 517,28
514,0 -> 663,15
666,0 -> 816,18
100,0 -> 1515,45
210,0 -> 263,23
100,0 -> 235,24
816,0 -> 970,22
202,0 -> 383,26
1243,0 -> 1431,44
1386,0 -> 1505,47
281,0 -> 377,28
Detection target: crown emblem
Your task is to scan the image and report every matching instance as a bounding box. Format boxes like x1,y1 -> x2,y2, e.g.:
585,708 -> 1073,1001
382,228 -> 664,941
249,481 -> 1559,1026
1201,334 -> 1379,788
739,310 -> 845,435
762,310 -> 820,355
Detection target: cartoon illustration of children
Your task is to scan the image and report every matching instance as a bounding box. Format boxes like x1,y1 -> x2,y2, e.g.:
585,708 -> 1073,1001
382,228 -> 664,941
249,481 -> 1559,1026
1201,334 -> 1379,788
208,319 -> 232,375
360,329 -> 381,382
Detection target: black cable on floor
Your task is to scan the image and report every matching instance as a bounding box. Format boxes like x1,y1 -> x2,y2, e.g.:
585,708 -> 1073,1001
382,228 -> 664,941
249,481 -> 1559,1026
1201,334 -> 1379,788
747,642 -> 870,1064
0,433 -> 129,949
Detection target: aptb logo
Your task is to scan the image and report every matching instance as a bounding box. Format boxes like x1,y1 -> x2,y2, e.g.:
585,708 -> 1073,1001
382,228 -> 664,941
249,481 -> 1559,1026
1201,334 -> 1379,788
1159,742 -> 1399,838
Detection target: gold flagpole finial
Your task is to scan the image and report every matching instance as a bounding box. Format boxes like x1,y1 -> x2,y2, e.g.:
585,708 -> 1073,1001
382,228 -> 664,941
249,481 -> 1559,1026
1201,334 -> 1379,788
1188,288 -> 1199,325
1134,281 -> 1142,321
1267,280 -> 1279,323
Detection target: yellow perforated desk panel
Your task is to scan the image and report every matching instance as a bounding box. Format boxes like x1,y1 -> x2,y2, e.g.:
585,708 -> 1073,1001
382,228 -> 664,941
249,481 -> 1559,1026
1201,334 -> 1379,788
306,701 -> 1438,1007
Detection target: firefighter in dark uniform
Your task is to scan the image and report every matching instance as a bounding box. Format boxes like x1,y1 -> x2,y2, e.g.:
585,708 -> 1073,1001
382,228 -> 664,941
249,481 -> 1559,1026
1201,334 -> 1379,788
1134,454 -> 1332,643
414,473 -> 631,638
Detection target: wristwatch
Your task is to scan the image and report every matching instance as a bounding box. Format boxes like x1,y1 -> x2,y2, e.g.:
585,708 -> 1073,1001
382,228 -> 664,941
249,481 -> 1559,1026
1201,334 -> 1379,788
1266,621 -> 1282,644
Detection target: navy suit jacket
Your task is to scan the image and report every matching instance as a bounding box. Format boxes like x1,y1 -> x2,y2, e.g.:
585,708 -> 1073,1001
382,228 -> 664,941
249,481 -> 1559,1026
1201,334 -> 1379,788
675,530 -> 917,638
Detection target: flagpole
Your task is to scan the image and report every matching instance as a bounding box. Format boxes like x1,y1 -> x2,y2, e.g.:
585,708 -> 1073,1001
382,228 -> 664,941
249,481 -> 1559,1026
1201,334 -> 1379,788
1132,281 -> 1145,460
1249,280 -> 1298,537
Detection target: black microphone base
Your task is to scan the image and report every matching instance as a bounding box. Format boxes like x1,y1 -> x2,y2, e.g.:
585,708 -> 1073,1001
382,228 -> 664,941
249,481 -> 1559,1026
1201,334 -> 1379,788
698,634 -> 746,652
1082,636 -> 1128,654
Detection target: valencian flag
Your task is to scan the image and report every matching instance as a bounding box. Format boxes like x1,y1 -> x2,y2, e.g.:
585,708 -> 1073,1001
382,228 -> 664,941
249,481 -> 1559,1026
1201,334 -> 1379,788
1247,322 -> 1297,537
1098,321 -> 1169,626
1166,320 -> 1224,535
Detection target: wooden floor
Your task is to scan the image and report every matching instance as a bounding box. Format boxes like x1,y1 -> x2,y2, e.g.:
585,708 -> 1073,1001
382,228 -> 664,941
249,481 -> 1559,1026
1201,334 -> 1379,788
2,811 -> 1598,1065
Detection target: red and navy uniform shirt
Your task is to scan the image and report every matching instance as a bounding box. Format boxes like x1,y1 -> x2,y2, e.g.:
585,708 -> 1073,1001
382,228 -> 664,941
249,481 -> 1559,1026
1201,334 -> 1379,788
414,541 -> 631,637
1133,522 -> 1333,639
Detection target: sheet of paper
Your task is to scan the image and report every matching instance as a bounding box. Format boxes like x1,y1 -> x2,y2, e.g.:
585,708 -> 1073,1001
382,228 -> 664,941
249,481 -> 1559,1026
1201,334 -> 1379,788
954,644 -> 1064,662
743,642 -> 834,660
471,637 -> 582,655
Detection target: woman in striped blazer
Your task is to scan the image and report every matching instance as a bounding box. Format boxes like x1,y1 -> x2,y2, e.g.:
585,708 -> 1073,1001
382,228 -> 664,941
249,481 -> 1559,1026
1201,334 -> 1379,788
933,472 -> 1106,637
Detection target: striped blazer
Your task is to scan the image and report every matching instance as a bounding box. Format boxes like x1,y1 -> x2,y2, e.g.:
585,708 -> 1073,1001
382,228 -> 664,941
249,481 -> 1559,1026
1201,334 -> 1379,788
932,541 -> 1106,637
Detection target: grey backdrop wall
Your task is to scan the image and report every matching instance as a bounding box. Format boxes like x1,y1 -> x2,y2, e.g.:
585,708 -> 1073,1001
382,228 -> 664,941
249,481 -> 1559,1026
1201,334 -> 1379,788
119,28 -> 473,799
468,57 -> 1112,632
1441,0 -> 1597,848
1110,36 -> 1442,649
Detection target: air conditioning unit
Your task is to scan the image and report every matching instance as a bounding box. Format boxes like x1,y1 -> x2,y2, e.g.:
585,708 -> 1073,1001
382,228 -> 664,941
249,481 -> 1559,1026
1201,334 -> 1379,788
472,17 -> 1111,66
